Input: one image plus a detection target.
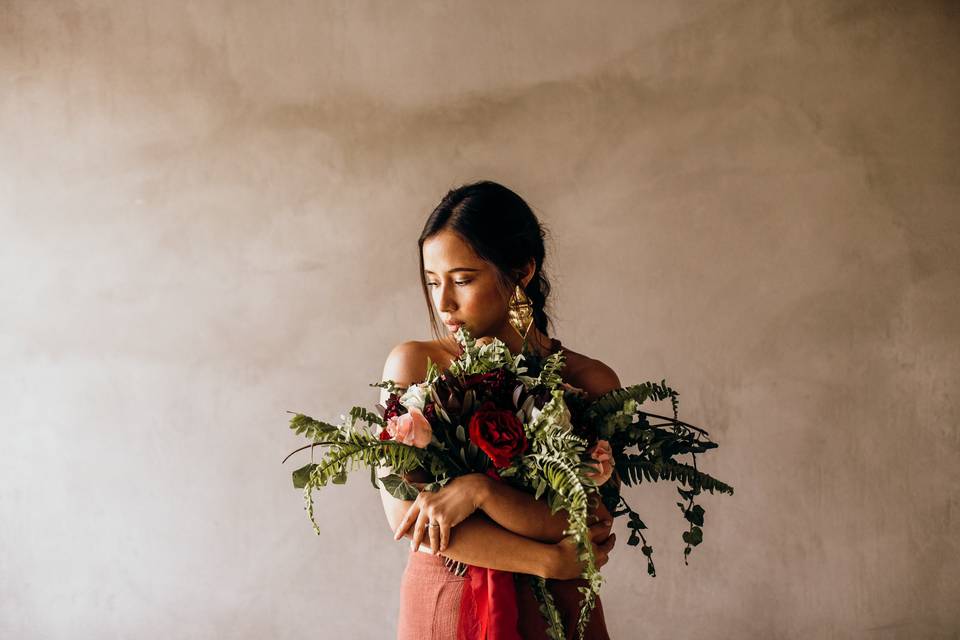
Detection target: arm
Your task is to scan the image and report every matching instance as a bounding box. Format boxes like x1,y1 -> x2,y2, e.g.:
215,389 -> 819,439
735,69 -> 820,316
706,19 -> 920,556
380,479 -> 615,580
379,479 -> 559,578
475,475 -> 610,544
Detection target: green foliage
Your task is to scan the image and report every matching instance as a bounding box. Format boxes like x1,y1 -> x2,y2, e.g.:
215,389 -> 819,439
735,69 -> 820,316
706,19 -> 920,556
586,380 -> 679,423
527,575 -> 566,640
378,473 -> 420,500
292,463 -> 317,489
585,377 -> 734,573
370,379 -> 406,395
532,350 -> 565,389
288,414 -> 340,440
288,411 -> 426,535
518,448 -> 603,640
618,457 -> 734,495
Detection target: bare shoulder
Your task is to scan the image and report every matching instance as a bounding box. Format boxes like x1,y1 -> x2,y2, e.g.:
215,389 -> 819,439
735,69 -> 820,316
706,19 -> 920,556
381,338 -> 458,389
559,346 -> 622,401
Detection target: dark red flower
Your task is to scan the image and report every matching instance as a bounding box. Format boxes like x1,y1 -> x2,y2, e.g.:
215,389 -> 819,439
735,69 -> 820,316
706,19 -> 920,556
383,393 -> 403,420
468,401 -> 528,468
463,369 -> 516,404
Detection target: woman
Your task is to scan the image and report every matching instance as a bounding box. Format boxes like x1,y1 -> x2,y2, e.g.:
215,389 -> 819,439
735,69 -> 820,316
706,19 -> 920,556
378,181 -> 621,639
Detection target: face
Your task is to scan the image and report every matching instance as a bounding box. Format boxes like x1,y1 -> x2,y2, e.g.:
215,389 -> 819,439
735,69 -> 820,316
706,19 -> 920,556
421,229 -> 511,339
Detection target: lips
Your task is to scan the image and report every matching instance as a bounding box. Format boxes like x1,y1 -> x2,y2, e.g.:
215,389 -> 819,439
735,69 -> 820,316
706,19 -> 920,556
444,321 -> 464,331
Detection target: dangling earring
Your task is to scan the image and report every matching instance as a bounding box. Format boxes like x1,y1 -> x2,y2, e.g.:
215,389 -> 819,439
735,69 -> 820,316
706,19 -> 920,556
508,284 -> 534,342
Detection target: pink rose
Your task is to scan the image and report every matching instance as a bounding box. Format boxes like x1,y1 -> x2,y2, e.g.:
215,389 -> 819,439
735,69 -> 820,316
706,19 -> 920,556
585,439 -> 614,485
384,406 -> 433,448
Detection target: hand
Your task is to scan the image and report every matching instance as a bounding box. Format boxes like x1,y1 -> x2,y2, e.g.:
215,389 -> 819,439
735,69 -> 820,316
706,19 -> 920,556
550,519 -> 616,580
393,473 -> 490,555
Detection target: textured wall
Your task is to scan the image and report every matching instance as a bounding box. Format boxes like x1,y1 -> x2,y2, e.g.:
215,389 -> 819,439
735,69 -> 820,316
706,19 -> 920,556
2,1 -> 958,638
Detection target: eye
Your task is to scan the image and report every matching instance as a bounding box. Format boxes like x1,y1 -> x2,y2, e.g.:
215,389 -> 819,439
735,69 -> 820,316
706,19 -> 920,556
454,280 -> 471,286
426,282 -> 438,288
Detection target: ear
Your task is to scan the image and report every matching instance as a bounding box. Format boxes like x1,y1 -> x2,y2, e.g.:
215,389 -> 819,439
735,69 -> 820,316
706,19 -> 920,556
518,258 -> 537,289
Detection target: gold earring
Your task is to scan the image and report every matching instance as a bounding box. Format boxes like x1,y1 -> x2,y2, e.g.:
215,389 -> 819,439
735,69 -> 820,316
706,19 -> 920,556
508,284 -> 534,341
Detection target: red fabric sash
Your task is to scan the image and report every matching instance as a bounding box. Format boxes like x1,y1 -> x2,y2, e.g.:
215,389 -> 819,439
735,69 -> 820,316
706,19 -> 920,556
456,468 -> 522,640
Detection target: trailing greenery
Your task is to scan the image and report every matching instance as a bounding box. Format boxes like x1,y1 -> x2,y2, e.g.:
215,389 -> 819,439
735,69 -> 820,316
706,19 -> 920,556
587,381 -> 735,572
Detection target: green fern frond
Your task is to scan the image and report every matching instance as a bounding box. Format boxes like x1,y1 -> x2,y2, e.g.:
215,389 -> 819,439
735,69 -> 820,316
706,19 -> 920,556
586,380 -> 679,422
369,379 -> 406,395
618,456 -> 734,495
521,452 -> 602,640
301,436 -> 425,535
288,413 -> 340,440
528,576 -> 565,640
347,406 -> 384,428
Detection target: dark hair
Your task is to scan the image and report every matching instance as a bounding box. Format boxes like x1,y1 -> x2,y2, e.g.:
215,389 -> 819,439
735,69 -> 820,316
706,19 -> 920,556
418,180 -> 553,340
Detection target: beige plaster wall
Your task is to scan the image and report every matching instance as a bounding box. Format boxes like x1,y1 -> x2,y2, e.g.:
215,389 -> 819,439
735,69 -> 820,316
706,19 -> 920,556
2,1 -> 958,638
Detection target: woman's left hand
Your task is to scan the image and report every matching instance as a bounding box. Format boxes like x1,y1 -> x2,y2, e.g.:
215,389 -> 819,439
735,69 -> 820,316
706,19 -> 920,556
393,473 -> 490,555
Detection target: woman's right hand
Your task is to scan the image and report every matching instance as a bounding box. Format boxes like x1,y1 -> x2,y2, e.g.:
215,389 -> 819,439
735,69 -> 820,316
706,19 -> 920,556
549,518 -> 616,580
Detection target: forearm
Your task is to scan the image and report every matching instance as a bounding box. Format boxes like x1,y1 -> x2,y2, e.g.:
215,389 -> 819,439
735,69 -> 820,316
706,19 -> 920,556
380,481 -> 558,578
477,476 -> 611,544
476,477 -> 570,543
404,511 -> 558,579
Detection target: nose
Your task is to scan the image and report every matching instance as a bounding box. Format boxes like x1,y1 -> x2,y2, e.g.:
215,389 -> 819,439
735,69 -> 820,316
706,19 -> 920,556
436,281 -> 457,313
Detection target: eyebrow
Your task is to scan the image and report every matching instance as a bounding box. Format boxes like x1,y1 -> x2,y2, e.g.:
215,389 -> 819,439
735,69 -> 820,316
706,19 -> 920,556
423,268 -> 481,275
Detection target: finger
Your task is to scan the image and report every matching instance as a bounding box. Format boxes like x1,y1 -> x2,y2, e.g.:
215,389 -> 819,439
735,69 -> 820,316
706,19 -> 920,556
601,533 -> 616,555
394,502 -> 420,540
596,538 -> 615,566
593,533 -> 615,562
589,521 -> 610,543
593,518 -> 613,537
597,532 -> 616,547
428,518 -> 440,555
596,550 -> 609,568
440,523 -> 450,553
411,509 -> 430,551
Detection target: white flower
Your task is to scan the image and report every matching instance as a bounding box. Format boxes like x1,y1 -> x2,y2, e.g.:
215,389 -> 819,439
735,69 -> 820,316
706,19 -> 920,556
512,384 -> 524,408
399,384 -> 427,412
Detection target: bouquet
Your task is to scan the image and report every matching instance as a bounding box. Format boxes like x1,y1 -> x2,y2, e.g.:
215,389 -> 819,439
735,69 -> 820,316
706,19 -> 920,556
283,328 -> 733,640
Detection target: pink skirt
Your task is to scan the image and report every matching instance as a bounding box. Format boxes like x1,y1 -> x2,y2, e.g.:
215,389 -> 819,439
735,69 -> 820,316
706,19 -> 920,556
396,550 -> 468,639
396,550 -> 611,640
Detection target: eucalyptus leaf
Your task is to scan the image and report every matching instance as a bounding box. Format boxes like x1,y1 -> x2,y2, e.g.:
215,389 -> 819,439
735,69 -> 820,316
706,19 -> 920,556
378,473 -> 420,500
682,526 -> 703,546
292,463 -> 318,489
684,505 -> 705,526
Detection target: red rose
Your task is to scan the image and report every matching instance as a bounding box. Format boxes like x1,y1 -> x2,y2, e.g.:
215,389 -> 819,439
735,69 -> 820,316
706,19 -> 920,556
468,401 -> 528,468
